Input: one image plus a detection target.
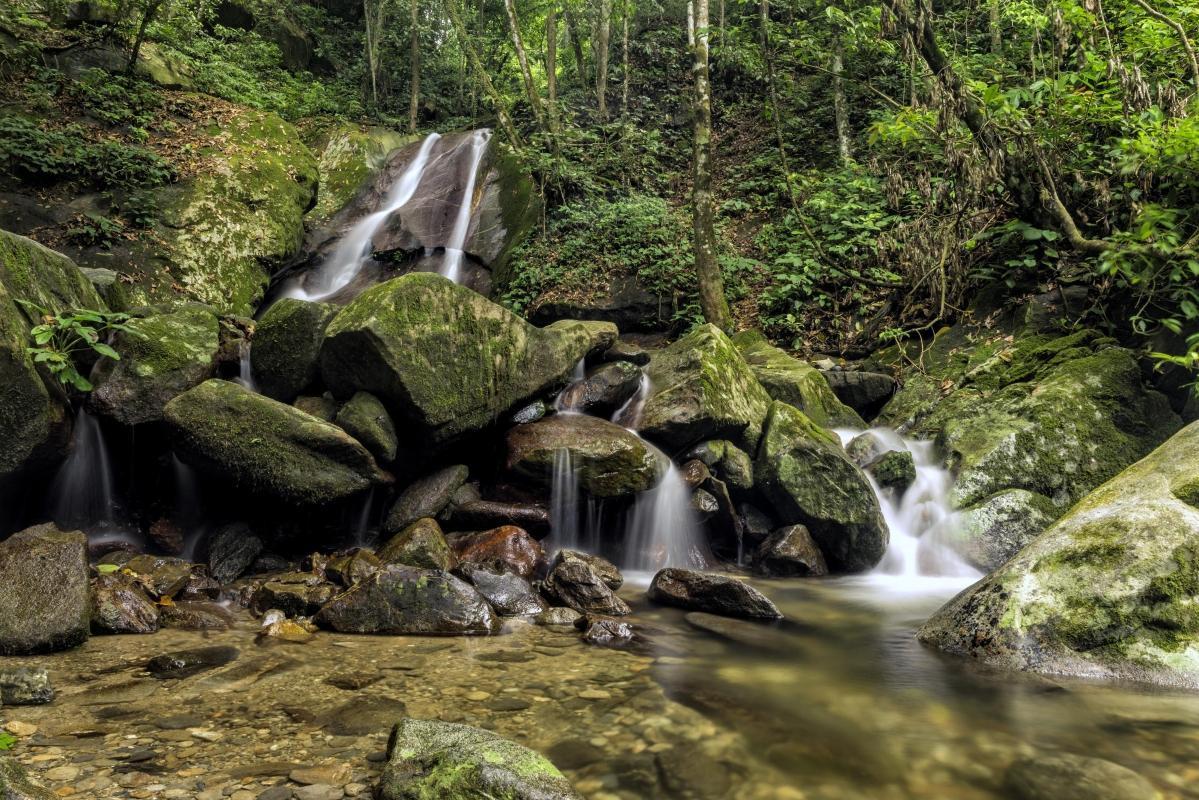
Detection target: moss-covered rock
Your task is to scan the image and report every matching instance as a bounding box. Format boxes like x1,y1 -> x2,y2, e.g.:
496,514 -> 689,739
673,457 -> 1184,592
682,439 -> 754,491
377,517 -> 455,571
0,523 -> 90,655
505,413 -> 666,498
335,391 -> 398,462
919,420 -> 1199,688
308,124 -> 415,222
753,401 -> 888,573
0,756 -> 58,800
733,331 -> 864,429
314,565 -> 498,635
250,297 -> 336,402
320,273 -> 617,444
0,230 -> 103,481
384,465 -> 470,534
164,379 -> 389,505
89,303 -> 220,426
640,324 -> 773,451
949,489 -> 1062,572
377,718 -> 582,800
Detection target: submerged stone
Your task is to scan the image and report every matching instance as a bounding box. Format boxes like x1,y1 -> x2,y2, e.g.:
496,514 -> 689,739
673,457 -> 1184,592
314,565 -> 498,635
0,523 -> 90,655
1003,752 -> 1159,800
0,667 -> 55,705
647,568 -> 782,620
556,550 -> 623,590
147,645 -> 240,679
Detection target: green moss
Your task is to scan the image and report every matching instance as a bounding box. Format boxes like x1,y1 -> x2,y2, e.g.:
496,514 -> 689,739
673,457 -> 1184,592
732,331 -> 863,429
309,124 -> 415,221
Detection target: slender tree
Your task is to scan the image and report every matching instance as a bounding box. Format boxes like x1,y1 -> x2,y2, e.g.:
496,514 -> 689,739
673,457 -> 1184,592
564,6 -> 589,85
831,26 -> 851,163
408,0 -> 421,133
363,0 -> 391,108
504,0 -> 551,132
621,0 -> 631,117
595,0 -> 613,118
126,0 -> 166,73
690,0 -> 733,331
547,6 -> 558,119
447,0 -> 523,147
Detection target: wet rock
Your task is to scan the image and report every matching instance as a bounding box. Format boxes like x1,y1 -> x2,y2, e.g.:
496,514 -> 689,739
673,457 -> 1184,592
148,517 -> 185,554
657,746 -> 733,800
91,572 -> 160,634
821,370 -> 896,419
684,612 -> 793,653
166,380 -> 390,505
383,465 -> 469,533
648,568 -> 782,620
0,757 -> 57,800
159,601 -> 235,631
450,526 -> 544,579
0,667 -> 54,705
579,615 -> 634,646
206,522 -> 264,584
256,615 -> 316,644
320,273 -> 615,445
251,572 -> 337,617
455,563 -> 546,616
377,718 -> 583,800
334,391 -> 398,462
447,500 -> 551,537
865,449 -> 916,493
536,607 -> 582,627
949,489 -> 1062,572
294,394 -> 339,421
691,487 -> 719,516
733,331 -> 864,429
325,549 -> 382,587
321,696 -> 408,736
555,361 -> 643,417
543,558 -> 630,616
122,554 -> 199,599
1003,752 -> 1159,800
601,339 -> 651,366
753,525 -> 829,577
680,459 -> 711,489
505,414 -> 666,498
0,523 -> 90,655
314,565 -> 498,635
754,401 -> 888,572
556,550 -> 623,590
738,502 -> 775,549
376,517 -> 455,570
307,124 -> 416,223
147,645 -> 240,679
511,400 -> 547,424
844,431 -> 887,467
683,440 -> 754,491
251,297 -> 337,403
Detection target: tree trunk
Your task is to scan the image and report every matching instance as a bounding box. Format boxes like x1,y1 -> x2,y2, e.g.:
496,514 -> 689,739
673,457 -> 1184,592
988,0 -> 1000,53
690,0 -> 733,332
363,0 -> 389,108
448,0 -> 523,148
547,6 -> 558,129
564,7 -> 588,86
621,0 -> 631,117
504,0 -> 549,132
596,0 -> 612,119
832,33 -> 851,163
126,0 -> 165,74
408,0 -> 421,133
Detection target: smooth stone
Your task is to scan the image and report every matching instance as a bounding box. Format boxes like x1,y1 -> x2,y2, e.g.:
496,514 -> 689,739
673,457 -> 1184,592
543,557 -> 630,616
647,569 -> 782,620
0,667 -> 55,705
450,526 -> 544,580
1004,753 -> 1160,800
383,465 -> 469,533
146,646 -> 239,679
752,525 -> 829,578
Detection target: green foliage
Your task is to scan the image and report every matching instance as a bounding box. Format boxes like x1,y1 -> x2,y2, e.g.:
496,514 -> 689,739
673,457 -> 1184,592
70,68 -> 163,128
65,212 -> 127,249
0,731 -> 16,751
17,301 -> 140,392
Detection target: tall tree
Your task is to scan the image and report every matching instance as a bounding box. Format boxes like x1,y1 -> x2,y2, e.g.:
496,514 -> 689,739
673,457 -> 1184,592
363,0 -> 391,108
563,6 -> 589,86
125,0 -> 166,73
831,23 -> 851,163
547,5 -> 558,124
595,0 -> 612,118
621,0 -> 631,117
447,0 -> 523,147
408,0 -> 421,133
504,0 -> 551,132
689,0 -> 733,331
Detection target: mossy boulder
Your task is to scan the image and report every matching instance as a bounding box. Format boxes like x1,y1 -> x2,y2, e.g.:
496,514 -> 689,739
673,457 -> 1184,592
335,391 -> 398,462
250,297 -> 336,402
919,420 -> 1199,688
640,324 -> 773,451
308,124 -> 415,222
683,439 -> 754,491
314,565 -> 498,635
164,379 -> 390,505
733,331 -> 864,429
377,517 -> 455,571
505,413 -> 666,498
377,718 -> 582,800
320,273 -> 617,445
0,230 -> 104,482
753,401 -> 888,573
949,489 -> 1063,572
89,303 -> 221,426
0,523 -> 90,655
0,757 -> 58,800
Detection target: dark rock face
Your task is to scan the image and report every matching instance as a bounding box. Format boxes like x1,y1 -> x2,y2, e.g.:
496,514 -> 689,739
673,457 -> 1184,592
753,526 -> 829,578
450,526 -> 545,580
250,298 -> 337,401
90,573 -> 160,634
556,361 -> 644,417
647,568 -> 782,620
683,440 -> 754,491
447,500 -> 551,537
455,563 -> 546,616
579,615 -> 634,646
529,274 -> 671,333
206,522 -> 264,585
250,572 -> 336,617
821,370 -> 896,419
0,667 -> 55,705
384,465 -> 469,533
0,523 -> 90,655
555,550 -> 623,590
1003,753 -> 1158,800
314,565 -> 498,635
147,645 -> 240,679
866,450 -> 916,493
377,718 -> 582,800
376,517 -> 455,571
334,391 -> 399,462
543,558 -> 630,616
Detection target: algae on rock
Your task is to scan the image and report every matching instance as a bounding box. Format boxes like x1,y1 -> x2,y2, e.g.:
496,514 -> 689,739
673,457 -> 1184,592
733,331 -> 864,429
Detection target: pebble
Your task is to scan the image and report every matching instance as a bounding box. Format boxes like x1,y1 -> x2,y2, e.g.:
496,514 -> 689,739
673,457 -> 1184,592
290,764 -> 352,786
579,689 -> 612,700
44,766 -> 80,781
465,691 -> 491,701
4,720 -> 38,737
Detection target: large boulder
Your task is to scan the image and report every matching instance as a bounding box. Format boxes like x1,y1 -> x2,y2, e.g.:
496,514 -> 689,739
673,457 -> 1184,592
0,523 -> 90,654
314,565 -> 497,635
919,420 -> 1199,688
647,568 -> 782,620
89,303 -> 221,426
948,489 -> 1062,572
753,525 -> 829,578
639,324 -> 773,450
753,402 -> 887,572
821,369 -> 896,420
1003,752 -> 1160,800
450,526 -> 544,579
250,297 -> 336,402
307,124 -> 415,222
505,413 -> 666,498
164,379 -> 390,505
0,230 -> 104,482
0,758 -> 58,800
320,273 -> 617,444
732,332 -> 864,429
384,465 -> 469,533
377,718 -> 582,800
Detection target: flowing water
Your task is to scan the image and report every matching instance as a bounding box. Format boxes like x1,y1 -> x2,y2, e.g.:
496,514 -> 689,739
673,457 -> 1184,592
623,460 -> 708,573
439,129 -> 490,284
233,339 -> 257,393
49,407 -> 117,532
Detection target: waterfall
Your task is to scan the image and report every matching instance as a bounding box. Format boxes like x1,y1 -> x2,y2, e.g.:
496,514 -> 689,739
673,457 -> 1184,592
612,373 -> 651,428
285,133 -> 442,301
553,359 -> 587,413
836,428 -> 979,580
550,448 -> 581,549
624,461 -> 708,572
234,339 -> 257,392
50,407 -> 117,531
172,454 -> 207,560
440,129 -> 491,284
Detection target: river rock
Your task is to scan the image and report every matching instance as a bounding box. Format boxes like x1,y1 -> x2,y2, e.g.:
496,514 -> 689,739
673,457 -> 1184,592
505,414 -> 666,498
146,645 -> 240,679
1003,752 -> 1160,800
89,304 -> 220,426
543,558 -> 630,616
0,230 -> 104,482
447,500 -> 551,536
639,324 -> 773,450
320,273 -> 616,444
377,718 -> 582,800
0,523 -> 90,655
949,489 -> 1062,572
251,298 -> 337,402
919,420 -> 1199,688
165,379 -> 390,505
91,572 -> 160,634
866,449 -> 916,493
294,394 -> 339,421
325,549 -> 382,587
121,554 -> 200,599
377,517 -> 455,570
0,757 -> 57,800
683,440 -> 753,491
206,522 -> 264,584
251,572 -> 337,617
314,565 -> 498,635
579,615 -> 634,646
754,401 -> 888,572
821,369 -> 896,419
647,568 -> 782,620
684,612 -> 793,653
844,431 -> 887,467
753,525 -> 829,577
556,550 -> 623,590
455,563 -> 546,616
450,526 -> 544,579
159,600 -> 235,630
556,361 -> 643,416
383,464 -> 469,533
732,331 -> 864,428
334,391 -> 398,462
601,339 -> 651,366
0,667 -> 54,705
536,606 -> 583,627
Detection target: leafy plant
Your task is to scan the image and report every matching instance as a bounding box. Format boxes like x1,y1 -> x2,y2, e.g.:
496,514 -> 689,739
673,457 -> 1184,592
65,212 -> 126,249
0,731 -> 16,751
17,301 -> 140,392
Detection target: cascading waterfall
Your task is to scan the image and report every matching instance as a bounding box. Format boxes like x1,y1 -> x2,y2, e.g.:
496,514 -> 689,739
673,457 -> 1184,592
624,460 -> 708,572
50,407 -> 117,532
234,339 -> 257,392
439,129 -> 491,284
550,448 -> 582,550
172,454 -> 207,560
611,373 -> 651,428
285,133 -> 442,301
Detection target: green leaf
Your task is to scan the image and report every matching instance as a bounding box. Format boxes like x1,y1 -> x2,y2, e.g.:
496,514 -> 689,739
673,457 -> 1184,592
92,343 -> 120,360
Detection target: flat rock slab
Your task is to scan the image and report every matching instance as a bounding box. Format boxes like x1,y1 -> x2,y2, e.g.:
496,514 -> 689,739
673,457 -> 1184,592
648,568 -> 782,620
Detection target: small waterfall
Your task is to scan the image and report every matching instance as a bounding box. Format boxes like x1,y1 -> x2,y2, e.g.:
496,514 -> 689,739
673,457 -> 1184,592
286,133 -> 442,301
553,359 -> 587,413
50,407 -> 117,531
353,488 -> 378,547
172,454 -> 207,560
234,340 -> 257,392
440,129 -> 491,284
550,448 -> 581,549
836,428 -> 979,580
612,373 -> 651,428
624,461 -> 708,573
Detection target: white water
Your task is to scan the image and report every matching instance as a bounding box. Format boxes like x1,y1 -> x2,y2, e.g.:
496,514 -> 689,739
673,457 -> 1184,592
624,460 -> 708,572
611,373 -> 651,428
553,359 -> 588,413
50,407 -> 117,530
233,339 -> 257,392
285,133 -> 442,301
439,129 -> 491,283
835,428 -> 979,587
